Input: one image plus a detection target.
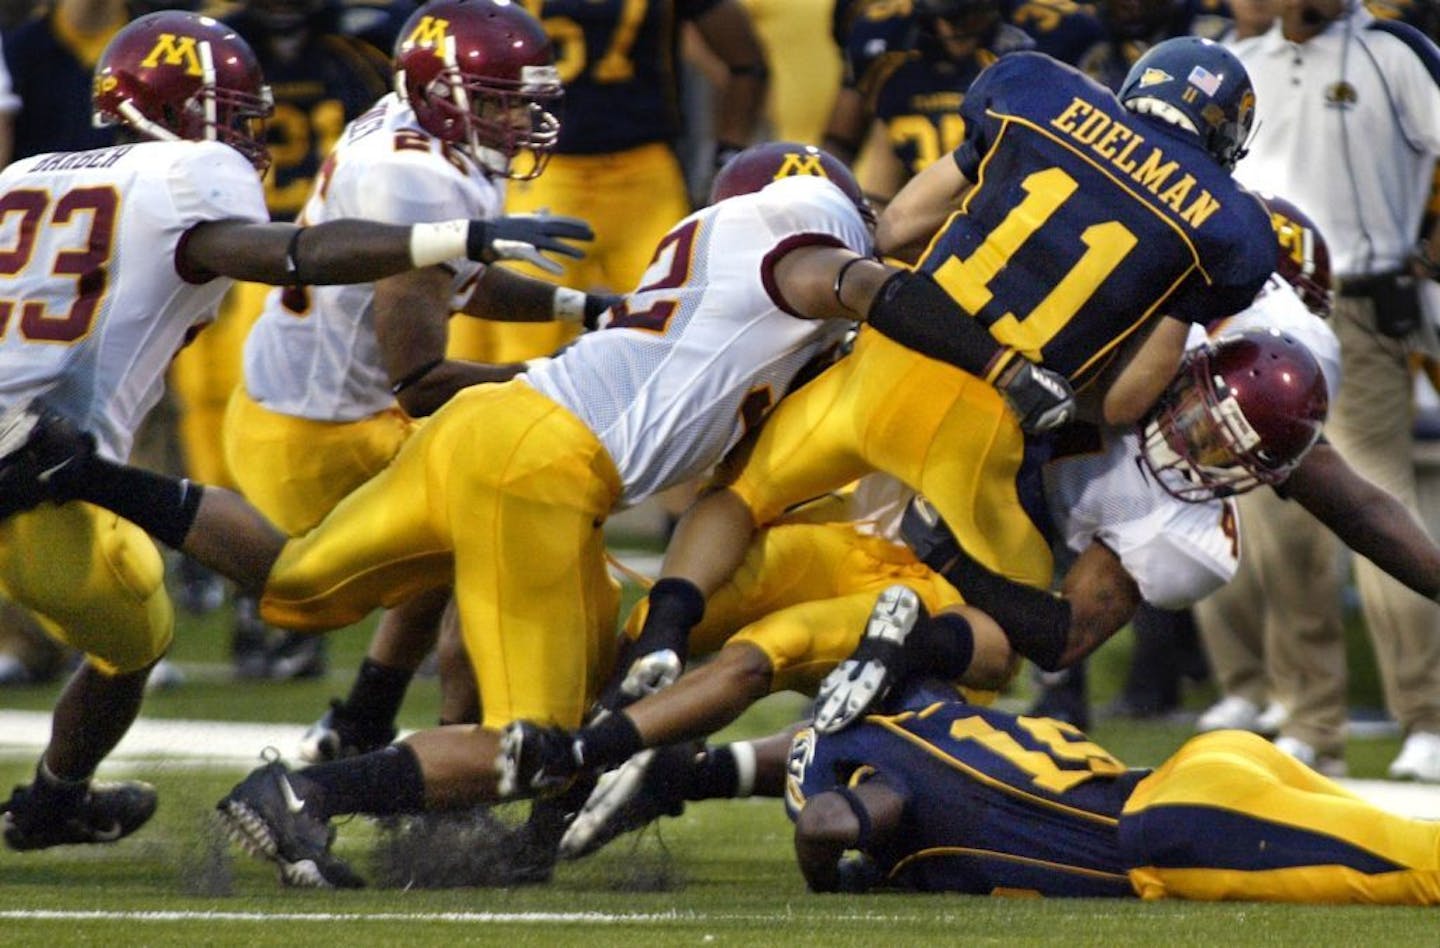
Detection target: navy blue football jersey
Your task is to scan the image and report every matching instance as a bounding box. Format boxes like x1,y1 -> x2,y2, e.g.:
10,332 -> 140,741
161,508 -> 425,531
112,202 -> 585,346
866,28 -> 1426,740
1006,0 -> 1109,65
787,691 -> 1149,897
872,26 -> 1034,176
2,12 -> 116,161
523,0 -> 723,154
918,51 -> 1273,385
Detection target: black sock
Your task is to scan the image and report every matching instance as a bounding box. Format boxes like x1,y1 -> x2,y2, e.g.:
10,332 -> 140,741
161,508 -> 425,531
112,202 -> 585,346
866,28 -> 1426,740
301,743 -> 426,818
71,457 -> 203,550
31,759 -> 88,811
575,712 -> 643,770
909,613 -> 975,679
342,658 -> 413,726
687,745 -> 738,800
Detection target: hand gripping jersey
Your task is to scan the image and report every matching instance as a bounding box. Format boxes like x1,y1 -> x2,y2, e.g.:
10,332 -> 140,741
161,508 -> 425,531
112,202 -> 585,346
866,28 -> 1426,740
0,141 -> 267,462
920,52 -> 1275,386
242,94 -> 502,422
523,175 -> 870,506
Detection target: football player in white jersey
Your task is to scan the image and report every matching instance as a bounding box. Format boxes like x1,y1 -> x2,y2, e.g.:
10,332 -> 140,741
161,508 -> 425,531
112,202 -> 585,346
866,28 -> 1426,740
222,0 -> 615,746
0,9 -> 590,854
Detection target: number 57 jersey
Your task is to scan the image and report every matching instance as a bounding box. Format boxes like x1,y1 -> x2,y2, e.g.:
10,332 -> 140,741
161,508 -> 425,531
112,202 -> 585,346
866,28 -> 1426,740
522,175 -> 871,507
0,140 -> 268,462
921,52 -> 1275,386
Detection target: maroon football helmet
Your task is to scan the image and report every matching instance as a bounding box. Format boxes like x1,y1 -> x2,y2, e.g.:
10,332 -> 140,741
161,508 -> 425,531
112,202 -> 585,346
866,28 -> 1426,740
393,0 -> 561,179
92,11 -> 274,173
1141,327 -> 1329,501
1259,193 -> 1333,319
710,141 -> 874,225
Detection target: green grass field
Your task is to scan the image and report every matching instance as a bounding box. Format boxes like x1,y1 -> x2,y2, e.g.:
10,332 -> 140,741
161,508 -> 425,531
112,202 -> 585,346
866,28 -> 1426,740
1,591 -> 1437,946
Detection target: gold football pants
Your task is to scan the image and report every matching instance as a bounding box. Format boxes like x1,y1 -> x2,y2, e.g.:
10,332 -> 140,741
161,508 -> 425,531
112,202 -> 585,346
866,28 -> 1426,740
259,381 -> 622,729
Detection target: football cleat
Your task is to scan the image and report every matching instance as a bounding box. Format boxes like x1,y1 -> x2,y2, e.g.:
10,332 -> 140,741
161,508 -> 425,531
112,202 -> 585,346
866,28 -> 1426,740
264,631 -> 328,681
2,779 -> 157,851
216,753 -> 364,888
559,743 -> 695,860
495,721 -> 582,800
297,699 -> 397,764
0,400 -> 94,519
814,585 -> 922,734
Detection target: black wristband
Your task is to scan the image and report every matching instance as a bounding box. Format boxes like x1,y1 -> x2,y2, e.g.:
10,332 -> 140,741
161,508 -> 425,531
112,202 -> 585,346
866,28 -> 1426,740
285,227 -> 305,287
390,357 -> 443,396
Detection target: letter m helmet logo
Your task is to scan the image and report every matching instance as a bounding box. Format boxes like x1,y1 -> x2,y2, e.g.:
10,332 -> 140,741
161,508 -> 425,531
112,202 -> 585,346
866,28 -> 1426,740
140,33 -> 203,77
403,15 -> 451,58
774,152 -> 827,182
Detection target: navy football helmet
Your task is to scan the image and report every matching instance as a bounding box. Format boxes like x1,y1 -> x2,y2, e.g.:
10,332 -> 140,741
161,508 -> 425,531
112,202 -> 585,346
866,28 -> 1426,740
1118,36 -> 1256,170
1141,327 -> 1328,501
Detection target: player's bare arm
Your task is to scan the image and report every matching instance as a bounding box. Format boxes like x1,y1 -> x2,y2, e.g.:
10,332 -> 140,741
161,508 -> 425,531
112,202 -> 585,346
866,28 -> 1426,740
1101,315 -> 1190,427
372,267 -> 525,417
181,214 -> 594,287
694,0 -> 769,160
874,154 -> 972,263
794,779 -> 904,892
1284,442 -> 1440,600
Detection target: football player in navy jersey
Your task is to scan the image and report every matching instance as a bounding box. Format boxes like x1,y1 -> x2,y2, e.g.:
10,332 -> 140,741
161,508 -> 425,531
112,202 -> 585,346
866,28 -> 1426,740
824,0 -> 1029,169
849,0 -> 1036,205
788,680 -> 1440,902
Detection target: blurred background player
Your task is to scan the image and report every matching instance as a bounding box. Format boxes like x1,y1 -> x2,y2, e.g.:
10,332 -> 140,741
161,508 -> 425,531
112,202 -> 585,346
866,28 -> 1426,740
165,0 -> 408,679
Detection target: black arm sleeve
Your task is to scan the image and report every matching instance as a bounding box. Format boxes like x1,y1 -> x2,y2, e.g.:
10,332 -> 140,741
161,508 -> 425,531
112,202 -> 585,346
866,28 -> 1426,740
866,271 -> 1008,380
900,498 -> 1070,670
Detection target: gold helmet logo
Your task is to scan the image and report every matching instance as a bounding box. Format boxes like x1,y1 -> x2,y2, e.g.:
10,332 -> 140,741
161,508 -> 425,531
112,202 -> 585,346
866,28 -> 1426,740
403,15 -> 451,59
774,152 -> 828,181
139,33 -> 203,77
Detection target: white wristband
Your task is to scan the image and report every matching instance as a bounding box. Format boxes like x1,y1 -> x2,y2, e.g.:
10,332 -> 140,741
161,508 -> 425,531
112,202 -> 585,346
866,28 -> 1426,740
731,740 -> 757,798
553,287 -> 586,323
409,220 -> 470,268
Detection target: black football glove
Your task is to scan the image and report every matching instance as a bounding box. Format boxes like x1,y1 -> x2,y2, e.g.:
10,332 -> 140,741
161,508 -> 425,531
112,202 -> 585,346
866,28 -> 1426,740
467,214 -> 595,275
584,293 -> 623,331
997,354 -> 1076,433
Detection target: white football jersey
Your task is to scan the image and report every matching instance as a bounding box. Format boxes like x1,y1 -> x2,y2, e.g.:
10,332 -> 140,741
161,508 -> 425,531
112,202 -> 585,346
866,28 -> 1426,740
243,94 -> 502,421
0,140 -> 267,462
1046,429 -> 1239,609
524,175 -> 870,507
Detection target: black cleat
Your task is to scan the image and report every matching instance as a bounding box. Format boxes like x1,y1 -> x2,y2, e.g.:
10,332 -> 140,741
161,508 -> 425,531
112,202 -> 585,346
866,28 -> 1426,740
814,584 -> 921,734
496,721 -> 582,800
559,742 -> 695,860
216,754 -> 364,888
2,779 -> 157,851
0,400 -> 94,519
265,631 -> 328,681
296,699 -> 397,763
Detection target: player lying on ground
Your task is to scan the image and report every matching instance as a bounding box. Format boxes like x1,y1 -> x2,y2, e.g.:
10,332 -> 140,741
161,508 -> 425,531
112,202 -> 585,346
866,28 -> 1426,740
787,678 -> 1440,904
